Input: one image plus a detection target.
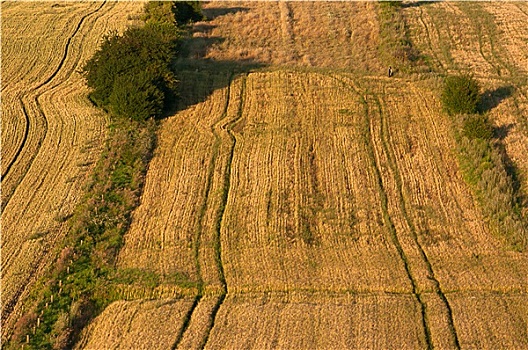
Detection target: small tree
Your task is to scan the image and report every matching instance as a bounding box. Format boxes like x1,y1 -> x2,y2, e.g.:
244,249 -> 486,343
109,73 -> 164,121
442,74 -> 480,116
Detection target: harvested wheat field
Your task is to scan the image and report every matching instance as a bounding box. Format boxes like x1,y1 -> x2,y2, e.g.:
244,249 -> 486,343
74,298 -> 195,350
1,1 -> 145,342
404,1 -> 528,197
85,72 -> 527,348
4,1 -> 528,349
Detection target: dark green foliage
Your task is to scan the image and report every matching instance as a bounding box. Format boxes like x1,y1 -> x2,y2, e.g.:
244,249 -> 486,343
463,114 -> 494,140
442,75 -> 481,116
143,1 -> 177,25
173,1 -> 204,24
109,73 -> 165,121
144,1 -> 203,26
83,21 -> 181,121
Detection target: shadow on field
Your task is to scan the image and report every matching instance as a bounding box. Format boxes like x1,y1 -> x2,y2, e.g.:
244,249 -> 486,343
479,85 -> 514,113
401,1 -> 439,8
494,123 -> 515,141
202,6 -> 248,20
162,6 -> 265,117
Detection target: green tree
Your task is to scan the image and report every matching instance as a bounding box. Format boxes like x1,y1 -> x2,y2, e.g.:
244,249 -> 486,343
109,73 -> 165,121
442,74 -> 481,116
83,22 -> 180,120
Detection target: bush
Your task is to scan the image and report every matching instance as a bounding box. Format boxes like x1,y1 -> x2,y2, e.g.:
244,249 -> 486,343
442,75 -> 481,116
144,1 -> 203,26
83,21 -> 181,121
109,73 -> 165,121
463,114 -> 494,140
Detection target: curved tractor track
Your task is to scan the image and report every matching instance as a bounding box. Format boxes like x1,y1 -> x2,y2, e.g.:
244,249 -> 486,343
1,1 -> 106,198
1,1 -> 145,341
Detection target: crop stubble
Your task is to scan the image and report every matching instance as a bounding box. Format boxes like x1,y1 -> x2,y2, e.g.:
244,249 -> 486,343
1,1 -> 145,341
56,1 -> 528,348
75,299 -> 195,350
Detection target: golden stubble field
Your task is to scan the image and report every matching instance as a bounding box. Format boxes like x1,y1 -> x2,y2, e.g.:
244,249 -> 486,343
404,1 -> 528,203
1,1 -> 145,342
3,1 -> 528,349
79,2 -> 527,349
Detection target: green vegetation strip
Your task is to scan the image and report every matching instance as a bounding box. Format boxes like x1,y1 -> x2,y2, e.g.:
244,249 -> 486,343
442,75 -> 527,250
377,1 -> 421,73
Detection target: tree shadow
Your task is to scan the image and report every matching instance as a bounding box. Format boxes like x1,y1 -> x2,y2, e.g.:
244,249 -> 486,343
202,6 -> 249,20
160,8 -> 266,118
165,58 -> 263,117
479,85 -> 514,113
495,141 -> 524,199
192,23 -> 217,35
494,123 -> 515,141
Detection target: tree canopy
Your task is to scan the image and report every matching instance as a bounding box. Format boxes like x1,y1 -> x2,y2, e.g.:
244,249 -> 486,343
83,1 -> 202,121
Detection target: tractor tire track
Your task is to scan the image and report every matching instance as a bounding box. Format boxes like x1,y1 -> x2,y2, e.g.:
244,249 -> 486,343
364,92 -> 434,350
199,74 -> 247,349
330,73 -> 460,349
326,74 -> 433,349
171,75 -> 234,350
374,88 -> 460,349
1,1 -> 107,211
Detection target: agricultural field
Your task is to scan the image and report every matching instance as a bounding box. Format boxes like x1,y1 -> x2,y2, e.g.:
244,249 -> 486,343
1,1 -> 145,343
3,1 -> 528,349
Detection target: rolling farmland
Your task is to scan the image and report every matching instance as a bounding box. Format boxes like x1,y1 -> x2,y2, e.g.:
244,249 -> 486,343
1,1 -> 145,342
3,1 -> 528,349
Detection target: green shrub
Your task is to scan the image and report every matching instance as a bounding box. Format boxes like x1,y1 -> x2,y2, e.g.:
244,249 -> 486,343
463,114 -> 494,140
109,73 -> 165,121
83,22 -> 180,121
173,1 -> 204,24
144,1 -> 203,26
442,75 -> 481,115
